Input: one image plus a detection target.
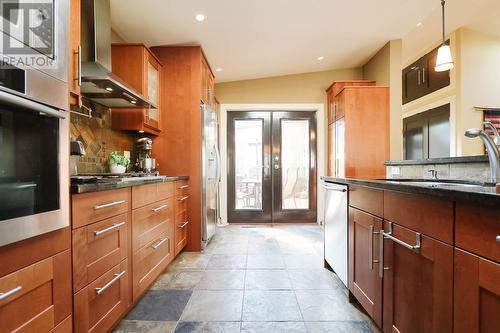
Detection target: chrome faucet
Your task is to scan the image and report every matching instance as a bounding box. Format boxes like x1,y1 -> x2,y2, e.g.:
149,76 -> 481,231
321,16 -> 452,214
483,121 -> 500,147
465,127 -> 500,183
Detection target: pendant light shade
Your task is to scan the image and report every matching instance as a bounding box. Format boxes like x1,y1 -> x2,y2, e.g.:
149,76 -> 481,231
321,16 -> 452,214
435,0 -> 454,72
435,44 -> 454,71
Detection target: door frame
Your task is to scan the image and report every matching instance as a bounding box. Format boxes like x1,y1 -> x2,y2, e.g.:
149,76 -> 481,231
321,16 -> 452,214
219,104 -> 325,225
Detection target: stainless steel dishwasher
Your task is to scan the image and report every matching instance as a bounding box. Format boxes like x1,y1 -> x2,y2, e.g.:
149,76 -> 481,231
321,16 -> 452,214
323,181 -> 348,287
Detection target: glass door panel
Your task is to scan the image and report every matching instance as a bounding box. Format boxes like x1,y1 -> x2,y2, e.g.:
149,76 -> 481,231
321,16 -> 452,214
280,120 -> 310,210
234,120 -> 263,210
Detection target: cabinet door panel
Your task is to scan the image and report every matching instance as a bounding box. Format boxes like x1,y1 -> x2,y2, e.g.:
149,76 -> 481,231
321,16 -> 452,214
382,222 -> 453,333
454,248 -> 500,333
348,208 -> 382,327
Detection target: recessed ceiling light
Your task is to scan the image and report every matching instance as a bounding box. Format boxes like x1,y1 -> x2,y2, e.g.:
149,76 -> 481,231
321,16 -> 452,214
130,100 -> 137,104
317,56 -> 324,61
216,68 -> 222,72
195,13 -> 205,22
416,22 -> 422,27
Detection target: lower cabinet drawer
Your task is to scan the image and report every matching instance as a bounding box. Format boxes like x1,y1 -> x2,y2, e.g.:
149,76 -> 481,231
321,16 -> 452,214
175,210 -> 188,256
132,198 -> 172,252
133,230 -> 172,301
74,260 -> 130,333
0,250 -> 72,333
72,213 -> 129,292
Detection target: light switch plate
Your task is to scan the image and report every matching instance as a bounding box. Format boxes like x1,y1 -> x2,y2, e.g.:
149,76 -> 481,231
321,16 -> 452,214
391,166 -> 401,176
123,150 -> 130,158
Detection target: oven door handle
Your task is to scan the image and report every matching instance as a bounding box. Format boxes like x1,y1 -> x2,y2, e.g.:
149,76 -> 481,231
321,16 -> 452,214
0,90 -> 66,119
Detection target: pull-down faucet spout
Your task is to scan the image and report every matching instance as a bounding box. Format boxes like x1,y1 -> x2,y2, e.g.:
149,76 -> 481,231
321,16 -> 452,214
465,128 -> 500,183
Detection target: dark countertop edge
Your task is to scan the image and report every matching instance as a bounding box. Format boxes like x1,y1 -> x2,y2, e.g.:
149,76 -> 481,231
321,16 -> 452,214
321,176 -> 500,207
71,176 -> 189,194
384,155 -> 489,166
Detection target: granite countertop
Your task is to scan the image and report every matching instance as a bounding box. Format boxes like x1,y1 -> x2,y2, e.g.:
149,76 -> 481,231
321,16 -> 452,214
71,176 -> 189,194
384,155 -> 489,166
321,176 -> 500,206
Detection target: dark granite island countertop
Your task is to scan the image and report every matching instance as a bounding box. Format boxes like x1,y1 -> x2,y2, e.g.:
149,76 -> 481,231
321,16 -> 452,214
321,176 -> 500,207
71,176 -> 189,194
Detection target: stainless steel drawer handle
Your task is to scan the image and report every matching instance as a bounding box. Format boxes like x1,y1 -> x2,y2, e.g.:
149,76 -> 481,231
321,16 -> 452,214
368,225 -> 380,270
178,221 -> 189,228
496,235 -> 500,243
94,200 -> 126,210
152,238 -> 168,249
94,222 -> 126,236
0,286 -> 22,301
95,271 -> 125,295
321,184 -> 347,192
152,204 -> 168,212
177,185 -> 189,190
382,230 -> 421,250
178,195 -> 190,201
379,229 -> 385,278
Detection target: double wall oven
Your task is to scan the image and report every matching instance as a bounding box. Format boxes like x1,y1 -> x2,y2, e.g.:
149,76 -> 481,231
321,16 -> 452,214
0,0 -> 69,247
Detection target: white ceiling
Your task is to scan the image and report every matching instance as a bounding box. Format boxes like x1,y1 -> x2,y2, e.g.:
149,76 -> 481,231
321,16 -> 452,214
110,0 -> 496,82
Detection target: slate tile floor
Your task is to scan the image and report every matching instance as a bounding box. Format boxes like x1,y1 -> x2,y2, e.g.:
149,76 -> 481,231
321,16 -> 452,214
114,224 -> 379,333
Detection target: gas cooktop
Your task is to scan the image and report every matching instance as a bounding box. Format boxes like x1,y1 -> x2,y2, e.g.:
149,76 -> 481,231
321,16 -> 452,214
71,172 -> 164,184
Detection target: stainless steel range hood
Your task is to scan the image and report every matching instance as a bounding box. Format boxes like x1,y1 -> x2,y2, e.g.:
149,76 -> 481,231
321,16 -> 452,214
80,0 -> 151,108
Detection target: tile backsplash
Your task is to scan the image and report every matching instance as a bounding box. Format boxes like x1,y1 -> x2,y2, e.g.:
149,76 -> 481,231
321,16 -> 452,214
70,104 -> 136,173
387,162 -> 490,182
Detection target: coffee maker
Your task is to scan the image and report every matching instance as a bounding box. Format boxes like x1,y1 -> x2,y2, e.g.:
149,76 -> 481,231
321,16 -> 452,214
135,138 -> 156,174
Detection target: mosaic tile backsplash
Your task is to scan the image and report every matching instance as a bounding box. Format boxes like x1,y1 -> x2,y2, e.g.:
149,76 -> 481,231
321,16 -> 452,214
70,104 -> 136,173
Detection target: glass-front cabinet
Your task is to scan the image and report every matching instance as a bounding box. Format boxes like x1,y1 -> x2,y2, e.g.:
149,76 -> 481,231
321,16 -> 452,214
111,44 -> 163,135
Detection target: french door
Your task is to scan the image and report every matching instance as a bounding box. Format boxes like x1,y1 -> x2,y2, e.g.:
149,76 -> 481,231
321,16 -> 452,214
227,111 -> 317,222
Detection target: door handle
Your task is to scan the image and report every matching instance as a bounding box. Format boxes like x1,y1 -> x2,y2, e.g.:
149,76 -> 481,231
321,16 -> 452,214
0,286 -> 22,301
94,221 -> 126,236
379,229 -> 385,278
383,222 -> 421,250
94,200 -> 126,210
95,271 -> 125,295
274,164 -> 280,170
368,225 -> 380,270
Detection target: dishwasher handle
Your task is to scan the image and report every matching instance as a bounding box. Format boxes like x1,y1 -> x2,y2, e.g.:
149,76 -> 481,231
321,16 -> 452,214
322,184 -> 347,192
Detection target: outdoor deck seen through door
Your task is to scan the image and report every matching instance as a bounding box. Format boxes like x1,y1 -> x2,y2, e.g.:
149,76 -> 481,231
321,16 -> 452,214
227,111 -> 317,222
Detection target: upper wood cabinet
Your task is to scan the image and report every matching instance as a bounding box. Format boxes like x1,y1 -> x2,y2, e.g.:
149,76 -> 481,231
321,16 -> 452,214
402,43 -> 450,104
201,56 -> 216,109
111,44 -> 163,135
327,84 -> 389,179
69,0 -> 81,106
326,81 -> 375,124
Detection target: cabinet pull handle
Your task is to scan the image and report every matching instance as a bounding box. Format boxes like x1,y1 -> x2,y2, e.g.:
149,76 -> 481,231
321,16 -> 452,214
0,286 -> 22,301
74,45 -> 82,86
422,67 -> 426,83
152,238 -> 168,249
94,221 -> 126,236
178,195 -> 190,201
152,204 -> 168,212
383,222 -> 421,250
94,200 -> 126,210
95,271 -> 125,295
177,185 -> 189,190
178,221 -> 189,228
496,235 -> 500,243
417,68 -> 421,85
379,229 -> 385,278
368,225 -> 380,270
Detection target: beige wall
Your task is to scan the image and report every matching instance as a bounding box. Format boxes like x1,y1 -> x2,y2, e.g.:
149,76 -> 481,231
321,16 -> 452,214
362,40 -> 403,160
215,68 -> 362,106
362,42 -> 390,86
111,29 -> 126,43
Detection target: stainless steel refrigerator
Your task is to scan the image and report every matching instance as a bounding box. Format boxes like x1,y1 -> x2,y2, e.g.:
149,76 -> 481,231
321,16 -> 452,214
201,104 -> 220,247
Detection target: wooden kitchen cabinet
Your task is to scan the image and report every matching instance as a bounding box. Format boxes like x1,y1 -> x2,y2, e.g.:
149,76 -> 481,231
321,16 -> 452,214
382,221 -> 453,333
69,0 -> 81,106
201,56 -> 215,108
174,180 -> 190,255
454,248 -> 500,333
111,44 -> 164,135
0,250 -> 72,333
348,208 -> 383,327
74,260 -> 130,333
402,43 -> 450,104
326,84 -> 389,179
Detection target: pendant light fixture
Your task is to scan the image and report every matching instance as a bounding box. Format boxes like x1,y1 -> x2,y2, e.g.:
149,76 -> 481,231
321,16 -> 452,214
435,0 -> 454,72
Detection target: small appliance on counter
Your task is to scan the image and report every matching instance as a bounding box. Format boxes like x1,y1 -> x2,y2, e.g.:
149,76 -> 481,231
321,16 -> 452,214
70,140 -> 86,176
136,137 -> 156,173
